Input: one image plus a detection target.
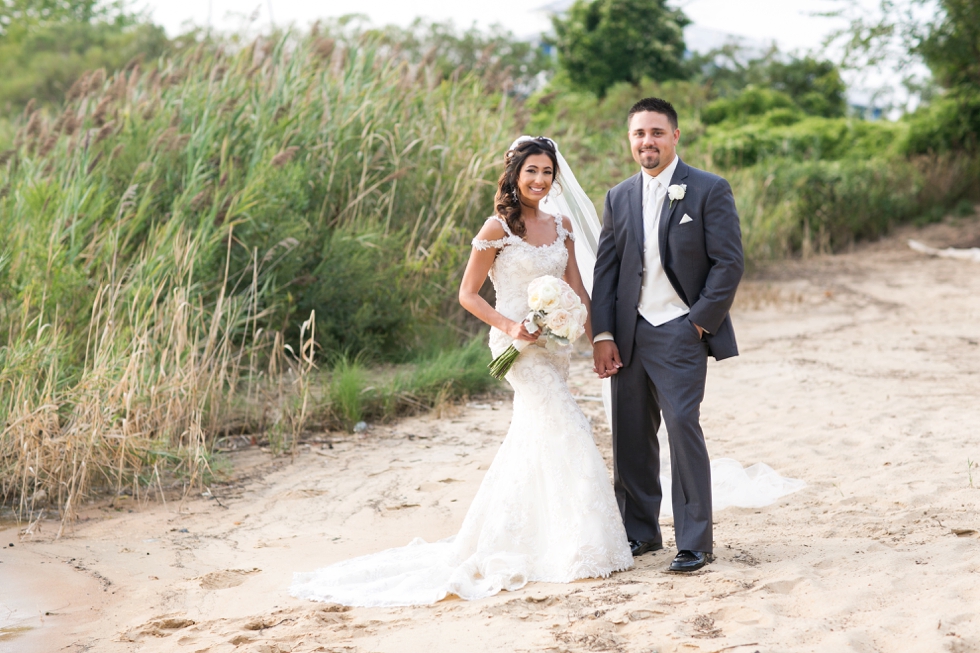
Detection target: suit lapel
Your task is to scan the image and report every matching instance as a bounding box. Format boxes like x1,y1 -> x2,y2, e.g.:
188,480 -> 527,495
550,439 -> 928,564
658,157 -> 690,262
627,173 -> 644,259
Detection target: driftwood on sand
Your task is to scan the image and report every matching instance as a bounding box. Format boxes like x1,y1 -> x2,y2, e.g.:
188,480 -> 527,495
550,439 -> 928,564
909,238 -> 980,262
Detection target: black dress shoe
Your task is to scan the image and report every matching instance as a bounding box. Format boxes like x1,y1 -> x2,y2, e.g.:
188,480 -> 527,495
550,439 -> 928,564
629,540 -> 664,557
668,550 -> 713,572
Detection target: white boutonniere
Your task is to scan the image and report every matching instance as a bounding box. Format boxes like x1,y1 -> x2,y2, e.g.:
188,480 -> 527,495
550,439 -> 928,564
668,184 -> 687,209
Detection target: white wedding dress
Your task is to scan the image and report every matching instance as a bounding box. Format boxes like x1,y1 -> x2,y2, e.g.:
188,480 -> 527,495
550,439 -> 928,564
290,215 -> 633,607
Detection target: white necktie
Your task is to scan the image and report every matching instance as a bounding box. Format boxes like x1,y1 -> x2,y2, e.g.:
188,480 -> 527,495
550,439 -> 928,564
645,177 -> 660,244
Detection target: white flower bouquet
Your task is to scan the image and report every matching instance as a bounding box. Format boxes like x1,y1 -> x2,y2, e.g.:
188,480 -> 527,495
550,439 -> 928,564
488,275 -> 587,380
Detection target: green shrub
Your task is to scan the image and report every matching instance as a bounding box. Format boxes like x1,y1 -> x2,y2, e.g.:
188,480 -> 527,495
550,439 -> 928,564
954,198 -> 976,216
704,116 -> 906,168
905,89 -> 980,154
701,87 -> 796,125
763,107 -> 805,127
766,57 -> 847,118
297,232 -> 416,360
735,153 -> 979,262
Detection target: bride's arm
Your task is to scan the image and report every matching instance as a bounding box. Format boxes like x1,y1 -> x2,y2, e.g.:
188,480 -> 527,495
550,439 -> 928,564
459,221 -> 539,343
561,216 -> 594,344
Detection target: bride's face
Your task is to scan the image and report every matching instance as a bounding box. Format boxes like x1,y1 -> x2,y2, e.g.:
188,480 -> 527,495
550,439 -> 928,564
516,153 -> 555,206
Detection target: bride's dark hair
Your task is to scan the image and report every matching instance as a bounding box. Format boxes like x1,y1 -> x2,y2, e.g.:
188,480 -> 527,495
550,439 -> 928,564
494,138 -> 560,238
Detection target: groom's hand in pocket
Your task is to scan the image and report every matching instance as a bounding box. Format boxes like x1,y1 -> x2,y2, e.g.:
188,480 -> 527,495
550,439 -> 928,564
593,341 -> 622,378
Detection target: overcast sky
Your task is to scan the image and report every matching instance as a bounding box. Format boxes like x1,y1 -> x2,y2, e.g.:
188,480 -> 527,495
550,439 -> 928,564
134,0 -> 911,109
134,0 -> 854,56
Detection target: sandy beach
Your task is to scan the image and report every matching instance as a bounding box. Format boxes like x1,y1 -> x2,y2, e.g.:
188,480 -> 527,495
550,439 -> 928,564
2,216 -> 979,653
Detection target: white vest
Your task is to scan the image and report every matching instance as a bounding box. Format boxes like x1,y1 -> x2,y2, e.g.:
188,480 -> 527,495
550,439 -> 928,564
637,156 -> 689,327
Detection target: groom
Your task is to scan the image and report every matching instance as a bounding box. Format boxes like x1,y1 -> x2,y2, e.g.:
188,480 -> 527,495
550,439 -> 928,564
592,97 -> 743,572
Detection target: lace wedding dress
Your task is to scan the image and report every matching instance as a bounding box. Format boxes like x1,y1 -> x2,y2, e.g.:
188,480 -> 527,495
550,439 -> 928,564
290,215 -> 633,607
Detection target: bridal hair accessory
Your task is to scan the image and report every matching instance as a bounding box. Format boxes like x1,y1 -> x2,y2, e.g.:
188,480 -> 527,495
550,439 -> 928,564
668,184 -> 687,208
488,275 -> 587,380
508,135 -> 557,152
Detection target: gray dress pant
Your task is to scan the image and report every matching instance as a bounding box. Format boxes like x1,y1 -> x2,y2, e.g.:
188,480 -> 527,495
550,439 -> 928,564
610,314 -> 713,553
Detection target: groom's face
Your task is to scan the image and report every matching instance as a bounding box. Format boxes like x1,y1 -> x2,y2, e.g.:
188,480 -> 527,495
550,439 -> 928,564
628,111 -> 680,174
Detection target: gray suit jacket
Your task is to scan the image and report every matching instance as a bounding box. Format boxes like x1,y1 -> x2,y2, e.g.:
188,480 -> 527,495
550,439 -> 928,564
592,158 -> 744,366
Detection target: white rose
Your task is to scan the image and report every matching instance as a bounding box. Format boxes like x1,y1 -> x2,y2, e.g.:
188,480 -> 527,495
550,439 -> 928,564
560,286 -> 581,311
545,309 -> 573,338
528,276 -> 561,311
542,293 -> 562,312
527,288 -> 545,311
667,184 -> 687,201
569,305 -> 587,341
570,304 -> 588,328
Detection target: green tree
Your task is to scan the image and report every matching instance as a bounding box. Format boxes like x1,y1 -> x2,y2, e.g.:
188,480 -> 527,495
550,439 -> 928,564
551,0 -> 691,97
0,0 -> 168,114
698,50 -> 847,118
767,57 -> 847,118
826,0 -> 980,98
690,44 -> 776,99
915,0 -> 980,92
826,0 -> 980,152
1,0 -> 112,37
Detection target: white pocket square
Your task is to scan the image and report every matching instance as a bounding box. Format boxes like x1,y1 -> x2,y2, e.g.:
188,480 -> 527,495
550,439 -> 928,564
679,213 -> 694,224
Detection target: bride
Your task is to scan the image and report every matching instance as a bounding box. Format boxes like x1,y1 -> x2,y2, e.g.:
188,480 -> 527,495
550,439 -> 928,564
290,137 -> 632,607
290,136 -> 803,607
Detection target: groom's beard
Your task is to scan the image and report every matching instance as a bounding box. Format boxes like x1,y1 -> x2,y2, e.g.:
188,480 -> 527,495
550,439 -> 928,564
639,149 -> 662,170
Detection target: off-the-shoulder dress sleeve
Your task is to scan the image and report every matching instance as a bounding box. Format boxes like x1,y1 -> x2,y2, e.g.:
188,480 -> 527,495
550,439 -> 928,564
471,215 -> 517,251
555,214 -> 576,242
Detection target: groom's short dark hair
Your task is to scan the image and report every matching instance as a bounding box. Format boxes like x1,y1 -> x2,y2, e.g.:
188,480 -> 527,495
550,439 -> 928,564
628,98 -> 679,130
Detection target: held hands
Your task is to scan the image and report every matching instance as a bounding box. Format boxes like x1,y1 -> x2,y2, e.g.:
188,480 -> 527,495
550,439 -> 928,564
593,340 -> 622,378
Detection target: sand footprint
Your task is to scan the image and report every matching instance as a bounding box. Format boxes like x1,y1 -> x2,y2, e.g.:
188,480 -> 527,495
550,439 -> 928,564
198,568 -> 261,590
123,615 -> 195,640
760,577 -> 804,594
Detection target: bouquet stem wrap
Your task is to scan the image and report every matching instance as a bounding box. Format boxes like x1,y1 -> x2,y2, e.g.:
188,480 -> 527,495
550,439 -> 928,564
487,338 -> 533,380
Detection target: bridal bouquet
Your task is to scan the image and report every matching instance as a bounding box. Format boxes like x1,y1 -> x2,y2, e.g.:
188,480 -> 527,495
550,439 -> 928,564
488,275 -> 587,380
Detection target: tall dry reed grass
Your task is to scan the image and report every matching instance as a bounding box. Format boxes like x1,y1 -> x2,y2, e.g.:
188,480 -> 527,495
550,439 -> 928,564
0,28 -> 512,531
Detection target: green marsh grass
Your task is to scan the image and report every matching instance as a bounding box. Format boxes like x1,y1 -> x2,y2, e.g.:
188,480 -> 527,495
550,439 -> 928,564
329,354 -> 368,429
319,338 -> 496,432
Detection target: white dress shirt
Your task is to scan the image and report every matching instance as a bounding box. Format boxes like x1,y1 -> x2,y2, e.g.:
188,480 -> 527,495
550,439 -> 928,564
594,156 -> 689,344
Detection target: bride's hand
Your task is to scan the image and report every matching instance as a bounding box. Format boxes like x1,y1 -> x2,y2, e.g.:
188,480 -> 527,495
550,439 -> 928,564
505,320 -> 539,342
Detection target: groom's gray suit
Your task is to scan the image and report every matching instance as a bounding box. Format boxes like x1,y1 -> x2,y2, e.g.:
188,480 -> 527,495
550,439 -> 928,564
592,157 -> 743,553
